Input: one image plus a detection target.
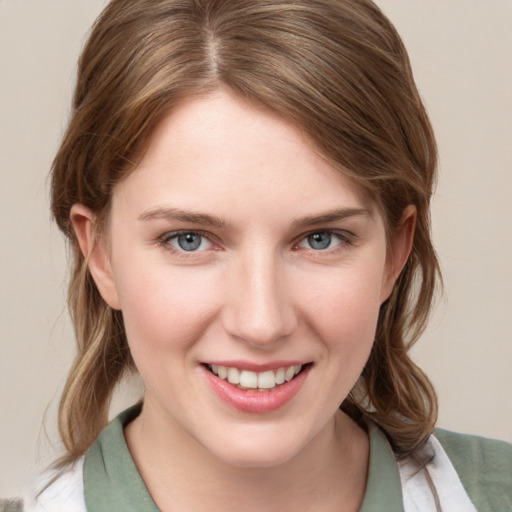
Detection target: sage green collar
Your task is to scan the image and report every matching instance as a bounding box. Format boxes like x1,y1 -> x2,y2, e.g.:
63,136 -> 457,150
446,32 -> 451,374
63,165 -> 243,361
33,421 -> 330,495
84,405 -> 159,512
359,422 -> 404,512
84,406 -> 403,511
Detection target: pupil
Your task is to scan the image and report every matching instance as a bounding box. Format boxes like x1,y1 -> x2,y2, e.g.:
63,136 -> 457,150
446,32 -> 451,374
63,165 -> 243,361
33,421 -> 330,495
178,233 -> 201,251
308,232 -> 331,250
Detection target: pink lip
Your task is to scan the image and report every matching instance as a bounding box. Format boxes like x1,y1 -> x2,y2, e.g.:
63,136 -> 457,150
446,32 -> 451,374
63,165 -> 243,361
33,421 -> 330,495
201,364 -> 311,414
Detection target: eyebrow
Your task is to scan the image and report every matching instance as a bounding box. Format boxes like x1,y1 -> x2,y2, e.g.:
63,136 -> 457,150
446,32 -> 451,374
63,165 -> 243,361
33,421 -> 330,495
138,207 -> 229,228
139,206 -> 370,229
291,207 -> 371,228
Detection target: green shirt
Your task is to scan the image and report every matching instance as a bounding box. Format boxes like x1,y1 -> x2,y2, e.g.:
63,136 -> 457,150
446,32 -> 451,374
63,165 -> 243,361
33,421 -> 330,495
83,406 -> 512,511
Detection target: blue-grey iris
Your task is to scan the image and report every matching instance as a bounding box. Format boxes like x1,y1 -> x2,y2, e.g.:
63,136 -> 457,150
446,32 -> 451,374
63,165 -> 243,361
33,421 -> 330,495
177,233 -> 202,251
307,232 -> 331,250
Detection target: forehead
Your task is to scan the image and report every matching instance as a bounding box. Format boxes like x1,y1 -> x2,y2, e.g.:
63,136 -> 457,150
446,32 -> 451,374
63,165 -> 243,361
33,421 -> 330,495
112,90 -> 377,226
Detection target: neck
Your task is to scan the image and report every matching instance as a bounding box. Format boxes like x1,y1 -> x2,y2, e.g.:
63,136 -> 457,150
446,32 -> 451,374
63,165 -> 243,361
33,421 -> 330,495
124,399 -> 369,512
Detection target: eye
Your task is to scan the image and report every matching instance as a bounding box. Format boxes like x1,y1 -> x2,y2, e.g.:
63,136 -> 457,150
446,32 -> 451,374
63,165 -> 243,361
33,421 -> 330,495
297,231 -> 351,251
163,231 -> 213,252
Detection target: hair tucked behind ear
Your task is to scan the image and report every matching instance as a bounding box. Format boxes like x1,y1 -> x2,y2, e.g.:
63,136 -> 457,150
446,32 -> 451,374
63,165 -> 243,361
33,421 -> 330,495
51,0 -> 440,467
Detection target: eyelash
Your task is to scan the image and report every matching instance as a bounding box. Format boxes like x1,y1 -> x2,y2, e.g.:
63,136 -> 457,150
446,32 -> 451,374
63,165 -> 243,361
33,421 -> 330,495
156,229 -> 356,256
294,230 -> 356,253
157,230 -> 215,256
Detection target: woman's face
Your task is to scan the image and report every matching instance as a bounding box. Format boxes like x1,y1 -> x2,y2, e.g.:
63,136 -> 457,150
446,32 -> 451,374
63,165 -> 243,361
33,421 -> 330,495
80,91 -> 411,467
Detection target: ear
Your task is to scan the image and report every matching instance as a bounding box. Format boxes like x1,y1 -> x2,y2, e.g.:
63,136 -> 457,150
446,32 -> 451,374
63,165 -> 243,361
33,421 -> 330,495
70,204 -> 121,310
380,205 -> 417,303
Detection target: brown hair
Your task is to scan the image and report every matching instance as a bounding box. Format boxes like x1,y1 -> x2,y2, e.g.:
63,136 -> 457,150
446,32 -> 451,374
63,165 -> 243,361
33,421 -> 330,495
51,0 -> 440,465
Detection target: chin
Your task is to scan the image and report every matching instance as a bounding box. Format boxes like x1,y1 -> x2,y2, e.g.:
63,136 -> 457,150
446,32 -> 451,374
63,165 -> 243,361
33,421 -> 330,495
203,428 -> 309,469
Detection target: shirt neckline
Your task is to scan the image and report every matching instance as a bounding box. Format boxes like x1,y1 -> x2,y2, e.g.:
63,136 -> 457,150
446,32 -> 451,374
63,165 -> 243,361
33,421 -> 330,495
84,404 -> 404,511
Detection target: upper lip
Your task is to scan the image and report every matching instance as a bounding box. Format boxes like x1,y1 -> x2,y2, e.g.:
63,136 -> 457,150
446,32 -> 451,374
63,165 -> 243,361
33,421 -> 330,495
202,360 -> 311,372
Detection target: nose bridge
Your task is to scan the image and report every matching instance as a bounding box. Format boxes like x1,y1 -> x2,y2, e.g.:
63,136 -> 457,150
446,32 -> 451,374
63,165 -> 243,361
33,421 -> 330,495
223,245 -> 295,347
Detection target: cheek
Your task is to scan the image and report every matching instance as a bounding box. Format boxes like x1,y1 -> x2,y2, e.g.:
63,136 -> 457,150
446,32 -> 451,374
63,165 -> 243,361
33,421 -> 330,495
113,261 -> 222,358
300,265 -> 385,352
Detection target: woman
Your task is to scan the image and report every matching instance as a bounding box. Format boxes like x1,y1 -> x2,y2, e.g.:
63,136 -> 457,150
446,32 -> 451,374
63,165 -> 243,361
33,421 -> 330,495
27,0 -> 511,510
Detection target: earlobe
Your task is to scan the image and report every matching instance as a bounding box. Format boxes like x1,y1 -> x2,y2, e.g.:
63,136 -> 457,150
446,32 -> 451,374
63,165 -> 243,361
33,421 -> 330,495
70,204 -> 121,310
380,205 -> 417,303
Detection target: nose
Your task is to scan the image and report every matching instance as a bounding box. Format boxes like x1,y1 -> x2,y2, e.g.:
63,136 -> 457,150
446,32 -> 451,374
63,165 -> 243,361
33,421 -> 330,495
221,248 -> 297,348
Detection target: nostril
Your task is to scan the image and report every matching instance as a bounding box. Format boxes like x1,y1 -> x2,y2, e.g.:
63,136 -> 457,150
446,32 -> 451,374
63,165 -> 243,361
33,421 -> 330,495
221,306 -> 297,347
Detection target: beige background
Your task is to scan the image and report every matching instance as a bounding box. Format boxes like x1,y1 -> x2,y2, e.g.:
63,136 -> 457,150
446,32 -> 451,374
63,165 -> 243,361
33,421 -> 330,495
1,0 -> 511,498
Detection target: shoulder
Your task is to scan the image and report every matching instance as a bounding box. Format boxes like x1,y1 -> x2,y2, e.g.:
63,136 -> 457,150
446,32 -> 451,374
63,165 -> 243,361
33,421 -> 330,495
24,457 -> 86,512
434,428 -> 512,511
434,428 -> 512,479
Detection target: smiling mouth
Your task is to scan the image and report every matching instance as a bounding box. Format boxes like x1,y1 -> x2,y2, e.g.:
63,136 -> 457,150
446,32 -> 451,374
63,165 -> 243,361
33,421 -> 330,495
206,363 -> 310,391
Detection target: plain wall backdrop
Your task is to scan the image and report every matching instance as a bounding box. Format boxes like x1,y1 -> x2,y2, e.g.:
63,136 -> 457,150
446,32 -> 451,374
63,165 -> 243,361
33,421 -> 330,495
1,0 -> 511,498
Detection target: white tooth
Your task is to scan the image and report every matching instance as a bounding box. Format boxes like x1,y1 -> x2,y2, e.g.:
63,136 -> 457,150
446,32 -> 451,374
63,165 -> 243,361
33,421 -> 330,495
217,365 -> 227,380
284,366 -> 295,382
294,364 -> 302,375
227,367 -> 240,385
211,364 -> 218,375
258,370 -> 277,389
239,370 -> 258,388
275,367 -> 285,385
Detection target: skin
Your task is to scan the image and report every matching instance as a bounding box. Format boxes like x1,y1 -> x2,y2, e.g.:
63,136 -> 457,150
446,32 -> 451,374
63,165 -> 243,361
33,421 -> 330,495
72,90 -> 415,511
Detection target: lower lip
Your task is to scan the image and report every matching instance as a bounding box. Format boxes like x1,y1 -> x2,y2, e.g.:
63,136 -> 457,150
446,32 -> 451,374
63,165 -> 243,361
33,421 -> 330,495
202,365 -> 311,413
